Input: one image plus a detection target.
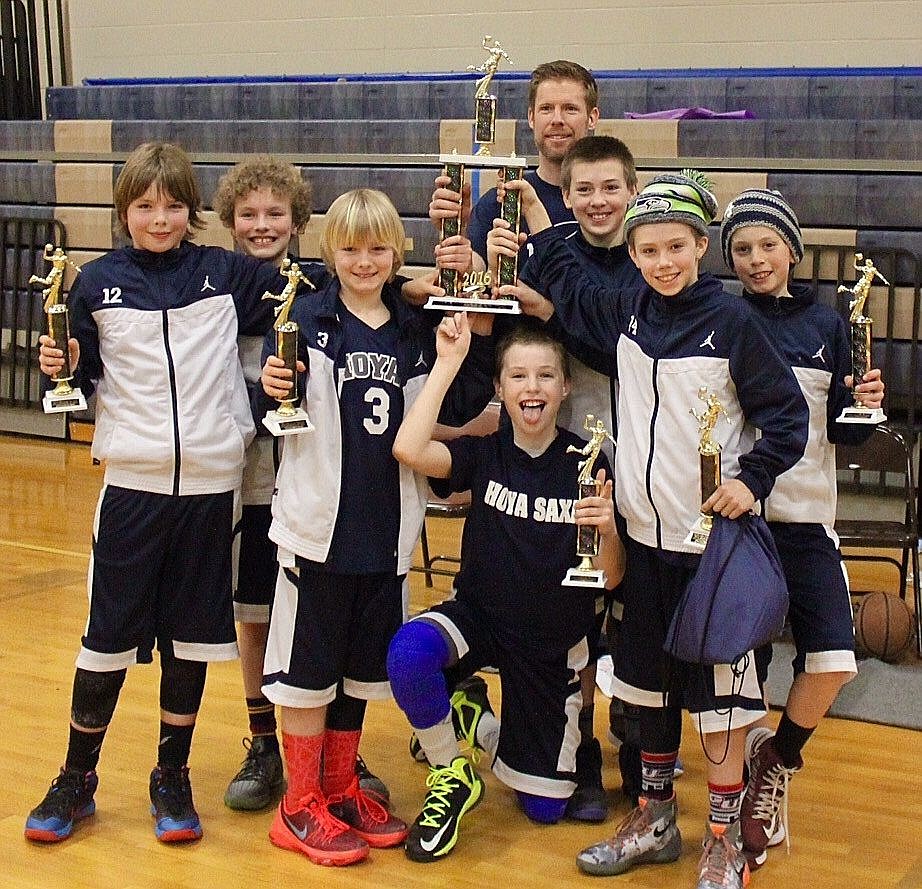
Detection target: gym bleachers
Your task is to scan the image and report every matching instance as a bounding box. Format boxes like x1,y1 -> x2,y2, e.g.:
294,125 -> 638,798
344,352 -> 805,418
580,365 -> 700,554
2,67 -> 921,438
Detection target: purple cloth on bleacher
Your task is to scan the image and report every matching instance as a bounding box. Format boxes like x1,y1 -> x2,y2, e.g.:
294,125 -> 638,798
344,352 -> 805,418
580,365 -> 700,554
624,107 -> 757,119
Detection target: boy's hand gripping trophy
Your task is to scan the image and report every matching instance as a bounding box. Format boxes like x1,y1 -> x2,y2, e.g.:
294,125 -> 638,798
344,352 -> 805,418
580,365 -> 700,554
427,36 -> 525,315
837,252 -> 887,423
31,244 -> 87,413
684,387 -> 728,551
564,414 -> 616,588
261,259 -> 314,436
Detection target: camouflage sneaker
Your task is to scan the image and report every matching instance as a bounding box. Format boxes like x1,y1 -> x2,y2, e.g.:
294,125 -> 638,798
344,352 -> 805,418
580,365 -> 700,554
25,768 -> 98,842
740,729 -> 799,869
698,821 -> 750,889
576,795 -> 682,876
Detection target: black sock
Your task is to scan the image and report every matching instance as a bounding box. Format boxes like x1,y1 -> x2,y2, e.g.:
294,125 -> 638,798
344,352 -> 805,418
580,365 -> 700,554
578,704 -> 595,744
773,712 -> 813,768
157,722 -> 195,770
65,725 -> 107,773
246,695 -> 278,740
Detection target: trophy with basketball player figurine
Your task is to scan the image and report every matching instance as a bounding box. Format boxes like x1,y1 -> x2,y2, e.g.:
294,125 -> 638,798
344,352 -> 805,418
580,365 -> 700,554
427,36 -> 525,315
684,387 -> 728,551
563,414 -> 617,588
261,258 -> 314,436
837,252 -> 887,424
30,244 -> 87,413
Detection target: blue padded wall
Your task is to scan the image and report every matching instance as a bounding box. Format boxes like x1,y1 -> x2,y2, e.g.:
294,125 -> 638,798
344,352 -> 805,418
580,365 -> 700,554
857,176 -> 922,228
808,76 -> 895,119
766,173 -> 857,227
856,120 -> 922,160
678,120 -> 766,158
726,76 -> 809,119
647,77 -> 727,113
764,120 -> 856,159
596,79 -> 650,118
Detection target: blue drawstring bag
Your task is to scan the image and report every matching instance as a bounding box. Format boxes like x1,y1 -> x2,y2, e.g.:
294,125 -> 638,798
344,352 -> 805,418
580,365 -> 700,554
664,513 -> 789,666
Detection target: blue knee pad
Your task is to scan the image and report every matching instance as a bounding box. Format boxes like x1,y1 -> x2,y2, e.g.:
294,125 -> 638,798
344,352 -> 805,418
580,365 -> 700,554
516,791 -> 568,824
386,620 -> 452,729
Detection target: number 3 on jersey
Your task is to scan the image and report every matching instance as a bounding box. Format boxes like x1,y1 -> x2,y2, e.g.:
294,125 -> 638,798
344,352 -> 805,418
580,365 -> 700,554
364,386 -> 389,434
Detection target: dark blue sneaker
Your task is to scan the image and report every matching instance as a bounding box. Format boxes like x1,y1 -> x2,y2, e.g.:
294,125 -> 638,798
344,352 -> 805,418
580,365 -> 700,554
25,768 -> 98,842
149,766 -> 202,842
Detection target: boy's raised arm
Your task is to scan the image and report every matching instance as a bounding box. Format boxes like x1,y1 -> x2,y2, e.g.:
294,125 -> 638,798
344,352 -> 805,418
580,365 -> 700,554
393,312 -> 472,479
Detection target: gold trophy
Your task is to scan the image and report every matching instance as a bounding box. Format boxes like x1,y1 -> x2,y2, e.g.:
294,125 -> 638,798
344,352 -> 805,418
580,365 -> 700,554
563,415 -> 616,588
684,388 -> 728,552
261,258 -> 314,436
837,253 -> 887,424
427,36 -> 525,315
30,244 -> 87,413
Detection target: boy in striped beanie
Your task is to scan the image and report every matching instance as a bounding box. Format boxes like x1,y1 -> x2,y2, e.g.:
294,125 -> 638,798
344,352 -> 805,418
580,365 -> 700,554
721,187 -> 884,872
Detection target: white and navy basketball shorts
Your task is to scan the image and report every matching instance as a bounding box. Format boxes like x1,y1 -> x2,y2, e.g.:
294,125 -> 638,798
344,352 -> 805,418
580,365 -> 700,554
610,536 -> 766,734
77,485 -> 238,670
768,522 -> 857,677
423,598 -> 587,800
261,558 -> 404,708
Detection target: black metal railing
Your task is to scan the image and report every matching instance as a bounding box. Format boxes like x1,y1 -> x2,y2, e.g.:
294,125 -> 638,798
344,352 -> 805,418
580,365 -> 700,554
0,215 -> 66,406
1,0 -> 69,120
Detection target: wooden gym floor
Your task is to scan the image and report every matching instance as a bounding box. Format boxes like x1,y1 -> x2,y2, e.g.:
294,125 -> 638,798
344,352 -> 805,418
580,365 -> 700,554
1,433 -> 920,889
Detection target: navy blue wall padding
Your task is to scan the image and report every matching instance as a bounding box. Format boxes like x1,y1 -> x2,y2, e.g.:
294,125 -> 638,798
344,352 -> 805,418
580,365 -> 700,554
764,120 -> 856,159
428,80 -> 474,119
0,162 -> 54,204
857,232 -> 922,285
765,173 -> 857,227
403,218 -> 440,264
362,81 -> 429,120
895,76 -> 922,118
0,121 -> 54,150
726,76 -> 810,119
516,791 -> 568,824
808,76 -> 895,119
298,81 -> 364,120
386,620 -> 452,730
677,120 -> 766,159
596,79 -> 650,118
238,83 -> 302,120
856,120 -> 922,161
370,168 -> 441,215
857,176 -> 922,228
647,77 -> 727,114
307,167 -> 372,214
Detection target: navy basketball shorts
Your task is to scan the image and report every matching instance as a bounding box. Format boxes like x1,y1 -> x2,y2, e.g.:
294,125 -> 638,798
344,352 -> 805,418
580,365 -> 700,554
769,522 -> 857,676
610,536 -> 766,734
423,598 -> 587,800
77,485 -> 238,670
261,556 -> 404,708
232,503 -> 277,623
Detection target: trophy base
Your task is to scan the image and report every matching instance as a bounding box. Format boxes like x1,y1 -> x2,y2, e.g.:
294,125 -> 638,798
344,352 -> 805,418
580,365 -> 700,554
837,406 -> 886,424
438,152 -> 527,170
43,387 -> 87,414
562,567 -> 607,589
262,407 -> 313,436
682,518 -> 711,553
424,295 -> 521,315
